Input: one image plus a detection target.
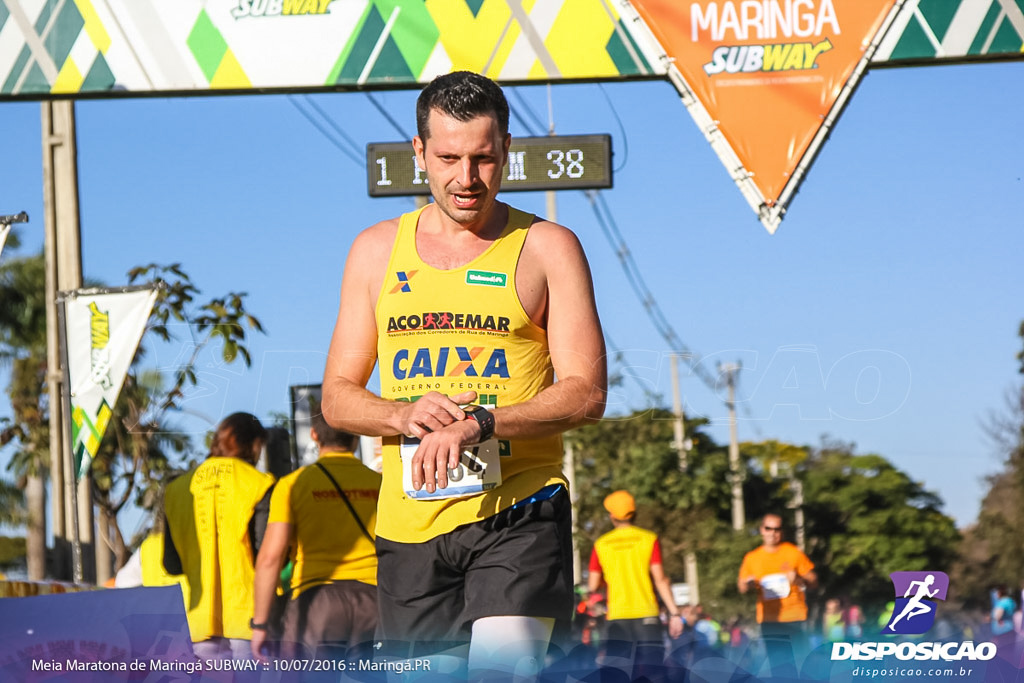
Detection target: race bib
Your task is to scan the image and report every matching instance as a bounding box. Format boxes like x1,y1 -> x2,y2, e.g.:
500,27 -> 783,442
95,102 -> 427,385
760,573 -> 791,600
401,436 -> 502,500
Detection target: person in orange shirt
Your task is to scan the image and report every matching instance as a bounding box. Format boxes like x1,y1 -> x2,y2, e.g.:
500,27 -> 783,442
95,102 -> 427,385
738,513 -> 817,678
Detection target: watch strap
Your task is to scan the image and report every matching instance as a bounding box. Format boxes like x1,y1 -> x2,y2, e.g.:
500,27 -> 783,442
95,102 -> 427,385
463,405 -> 495,443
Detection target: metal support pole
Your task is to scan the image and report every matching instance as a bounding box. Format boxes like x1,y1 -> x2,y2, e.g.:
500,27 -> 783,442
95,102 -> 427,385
721,362 -> 745,531
42,100 -> 88,582
670,352 -> 690,471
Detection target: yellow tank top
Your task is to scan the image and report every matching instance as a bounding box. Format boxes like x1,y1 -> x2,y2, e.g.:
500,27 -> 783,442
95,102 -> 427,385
593,526 -> 660,620
164,457 -> 274,641
375,205 -> 565,543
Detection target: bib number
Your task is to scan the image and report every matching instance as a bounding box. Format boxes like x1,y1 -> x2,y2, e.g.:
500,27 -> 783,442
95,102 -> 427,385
401,436 -> 502,500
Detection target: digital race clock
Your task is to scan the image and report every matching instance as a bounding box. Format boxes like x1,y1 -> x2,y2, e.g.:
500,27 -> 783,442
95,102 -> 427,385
366,134 -> 613,197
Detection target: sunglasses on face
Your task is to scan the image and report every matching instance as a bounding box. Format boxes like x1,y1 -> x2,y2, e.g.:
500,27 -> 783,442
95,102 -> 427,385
762,526 -> 782,532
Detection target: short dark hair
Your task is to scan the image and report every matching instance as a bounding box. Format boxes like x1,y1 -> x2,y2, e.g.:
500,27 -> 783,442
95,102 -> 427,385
416,71 -> 510,142
310,403 -> 359,452
218,412 -> 266,458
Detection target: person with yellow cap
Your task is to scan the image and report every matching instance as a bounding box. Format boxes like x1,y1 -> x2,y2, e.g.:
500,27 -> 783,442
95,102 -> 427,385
588,490 -> 684,664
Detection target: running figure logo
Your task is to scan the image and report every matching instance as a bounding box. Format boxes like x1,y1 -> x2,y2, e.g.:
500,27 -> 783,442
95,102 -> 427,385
883,571 -> 949,635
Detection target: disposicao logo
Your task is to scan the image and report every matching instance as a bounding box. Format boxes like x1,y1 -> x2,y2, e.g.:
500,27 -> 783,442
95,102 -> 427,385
883,571 -> 948,635
831,570 -> 997,663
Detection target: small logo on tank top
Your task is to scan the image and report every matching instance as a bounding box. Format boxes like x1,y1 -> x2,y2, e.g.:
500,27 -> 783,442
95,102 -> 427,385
466,270 -> 507,287
390,270 -> 418,294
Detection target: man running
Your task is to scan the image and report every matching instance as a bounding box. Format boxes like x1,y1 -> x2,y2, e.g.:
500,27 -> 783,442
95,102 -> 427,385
322,71 -> 607,678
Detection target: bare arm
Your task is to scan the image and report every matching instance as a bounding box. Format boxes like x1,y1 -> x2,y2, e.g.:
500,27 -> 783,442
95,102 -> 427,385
250,521 -> 290,661
651,562 -> 684,638
490,223 -> 607,438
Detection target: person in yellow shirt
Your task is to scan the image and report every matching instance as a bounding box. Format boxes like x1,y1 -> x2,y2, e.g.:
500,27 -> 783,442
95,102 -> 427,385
738,513 -> 817,678
163,412 -> 274,660
322,71 -> 607,678
250,404 -> 381,661
588,491 -> 684,672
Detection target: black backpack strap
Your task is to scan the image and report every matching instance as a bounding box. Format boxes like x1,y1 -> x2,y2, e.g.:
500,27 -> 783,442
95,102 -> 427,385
314,462 -> 375,544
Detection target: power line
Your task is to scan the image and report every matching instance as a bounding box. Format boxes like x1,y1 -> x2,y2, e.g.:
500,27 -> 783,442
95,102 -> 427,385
301,96 -> 365,158
597,84 -> 629,172
287,95 -> 363,166
510,88 -> 546,136
365,92 -> 413,140
584,189 -> 720,394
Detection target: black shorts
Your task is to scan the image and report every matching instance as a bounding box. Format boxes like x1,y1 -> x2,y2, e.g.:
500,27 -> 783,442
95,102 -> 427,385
606,617 -> 665,645
376,485 -> 573,655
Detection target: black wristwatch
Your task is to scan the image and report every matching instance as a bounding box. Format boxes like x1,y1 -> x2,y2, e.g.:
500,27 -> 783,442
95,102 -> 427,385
249,618 -> 269,631
463,405 -> 495,443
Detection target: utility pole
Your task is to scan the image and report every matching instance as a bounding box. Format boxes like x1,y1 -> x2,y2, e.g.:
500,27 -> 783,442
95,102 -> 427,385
791,475 -> 806,551
42,100 -> 90,583
669,352 -> 700,603
669,352 -> 690,471
721,362 -> 745,531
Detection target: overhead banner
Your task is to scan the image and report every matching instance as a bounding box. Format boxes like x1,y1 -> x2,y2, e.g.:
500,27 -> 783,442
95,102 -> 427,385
59,286 -> 158,479
0,0 -> 663,98
873,0 -> 1024,65
629,0 -> 902,232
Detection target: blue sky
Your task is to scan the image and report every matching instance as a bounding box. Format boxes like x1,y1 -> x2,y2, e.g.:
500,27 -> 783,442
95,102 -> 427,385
0,59 -> 1022,535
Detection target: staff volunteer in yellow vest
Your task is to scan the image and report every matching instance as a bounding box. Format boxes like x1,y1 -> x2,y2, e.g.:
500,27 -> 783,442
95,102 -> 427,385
589,491 -> 684,650
322,71 -> 607,678
163,412 -> 274,661
251,404 -> 381,661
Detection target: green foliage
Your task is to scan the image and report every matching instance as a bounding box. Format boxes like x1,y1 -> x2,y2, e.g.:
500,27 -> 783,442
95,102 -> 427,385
801,440 -> 960,616
953,372 -> 1024,609
0,477 -> 26,527
0,535 -> 27,568
0,252 -> 50,480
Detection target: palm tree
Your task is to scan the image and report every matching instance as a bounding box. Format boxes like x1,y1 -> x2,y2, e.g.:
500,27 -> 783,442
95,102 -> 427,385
0,250 -> 50,579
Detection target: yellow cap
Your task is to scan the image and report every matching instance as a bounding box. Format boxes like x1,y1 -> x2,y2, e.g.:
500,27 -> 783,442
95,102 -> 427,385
603,490 -> 636,521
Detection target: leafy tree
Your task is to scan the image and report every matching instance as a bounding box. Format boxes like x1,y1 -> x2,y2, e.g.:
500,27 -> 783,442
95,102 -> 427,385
0,250 -> 50,579
0,476 -> 26,527
801,439 -> 960,620
953,326 -> 1024,609
0,535 -> 27,569
0,255 -> 264,579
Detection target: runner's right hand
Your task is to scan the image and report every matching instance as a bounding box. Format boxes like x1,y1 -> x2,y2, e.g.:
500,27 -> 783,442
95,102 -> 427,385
399,390 -> 477,439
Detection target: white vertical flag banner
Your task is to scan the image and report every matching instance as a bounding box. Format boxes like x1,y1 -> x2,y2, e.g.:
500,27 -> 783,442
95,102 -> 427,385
0,225 -> 10,260
61,287 -> 158,480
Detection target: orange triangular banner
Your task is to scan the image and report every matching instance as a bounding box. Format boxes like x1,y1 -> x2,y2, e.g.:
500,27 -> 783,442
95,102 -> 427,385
630,0 -> 897,220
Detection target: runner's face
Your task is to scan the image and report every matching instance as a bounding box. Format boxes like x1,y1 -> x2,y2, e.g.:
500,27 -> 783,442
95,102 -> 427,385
414,109 -> 510,227
760,516 -> 783,548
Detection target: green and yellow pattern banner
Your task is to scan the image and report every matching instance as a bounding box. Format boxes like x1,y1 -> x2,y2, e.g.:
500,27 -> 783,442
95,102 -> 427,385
0,0 -> 661,98
873,0 -> 1024,64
